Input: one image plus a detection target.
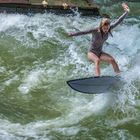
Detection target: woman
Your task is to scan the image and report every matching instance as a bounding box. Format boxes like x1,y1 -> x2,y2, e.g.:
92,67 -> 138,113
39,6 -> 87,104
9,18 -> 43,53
68,3 -> 130,76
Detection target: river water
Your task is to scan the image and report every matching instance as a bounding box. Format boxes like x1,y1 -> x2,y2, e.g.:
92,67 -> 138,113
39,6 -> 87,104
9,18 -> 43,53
0,0 -> 140,140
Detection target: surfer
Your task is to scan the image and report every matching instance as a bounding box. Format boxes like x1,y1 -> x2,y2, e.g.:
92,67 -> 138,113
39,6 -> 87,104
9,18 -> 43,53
68,3 -> 130,76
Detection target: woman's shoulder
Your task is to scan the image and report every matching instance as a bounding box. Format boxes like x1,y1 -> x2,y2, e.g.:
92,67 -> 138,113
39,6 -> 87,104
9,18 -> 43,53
91,27 -> 99,33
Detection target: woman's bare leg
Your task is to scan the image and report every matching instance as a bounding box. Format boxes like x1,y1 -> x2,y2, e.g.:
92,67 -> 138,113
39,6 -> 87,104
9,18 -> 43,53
87,52 -> 100,76
100,52 -> 120,73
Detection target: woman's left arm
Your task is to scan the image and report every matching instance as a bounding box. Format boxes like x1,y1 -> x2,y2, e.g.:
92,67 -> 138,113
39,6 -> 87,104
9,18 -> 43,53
110,3 -> 130,30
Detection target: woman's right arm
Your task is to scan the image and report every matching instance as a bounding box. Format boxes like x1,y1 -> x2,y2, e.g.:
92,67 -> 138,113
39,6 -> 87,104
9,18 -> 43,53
68,28 -> 96,37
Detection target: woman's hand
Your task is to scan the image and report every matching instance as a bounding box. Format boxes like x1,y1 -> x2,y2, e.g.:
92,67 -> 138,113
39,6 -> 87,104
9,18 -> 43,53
122,3 -> 130,12
67,33 -> 72,37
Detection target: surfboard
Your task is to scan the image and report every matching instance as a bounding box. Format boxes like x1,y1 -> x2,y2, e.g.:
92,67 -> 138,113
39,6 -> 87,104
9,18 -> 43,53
67,76 -> 120,94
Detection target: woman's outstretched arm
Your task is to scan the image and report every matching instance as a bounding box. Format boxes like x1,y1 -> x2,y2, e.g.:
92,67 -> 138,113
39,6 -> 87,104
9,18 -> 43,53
110,3 -> 130,30
68,28 -> 96,37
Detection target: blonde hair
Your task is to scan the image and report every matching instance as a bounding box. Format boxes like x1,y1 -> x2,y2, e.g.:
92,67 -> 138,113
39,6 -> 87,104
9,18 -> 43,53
99,18 -> 113,38
100,18 -> 110,27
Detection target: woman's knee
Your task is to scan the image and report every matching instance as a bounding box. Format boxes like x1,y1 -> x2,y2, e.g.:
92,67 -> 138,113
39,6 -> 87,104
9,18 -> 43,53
95,58 -> 100,65
110,58 -> 116,64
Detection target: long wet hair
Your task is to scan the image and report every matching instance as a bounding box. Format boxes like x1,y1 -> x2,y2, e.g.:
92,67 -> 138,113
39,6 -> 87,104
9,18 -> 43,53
99,17 -> 113,38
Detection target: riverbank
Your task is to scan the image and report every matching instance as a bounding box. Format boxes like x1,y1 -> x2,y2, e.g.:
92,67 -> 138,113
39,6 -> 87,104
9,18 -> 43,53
0,0 -> 100,16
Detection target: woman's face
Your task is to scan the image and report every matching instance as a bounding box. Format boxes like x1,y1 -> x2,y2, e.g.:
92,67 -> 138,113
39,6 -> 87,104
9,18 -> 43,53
102,25 -> 110,34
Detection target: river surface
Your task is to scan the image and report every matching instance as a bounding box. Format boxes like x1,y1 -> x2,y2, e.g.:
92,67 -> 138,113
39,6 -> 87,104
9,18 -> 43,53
0,0 -> 140,140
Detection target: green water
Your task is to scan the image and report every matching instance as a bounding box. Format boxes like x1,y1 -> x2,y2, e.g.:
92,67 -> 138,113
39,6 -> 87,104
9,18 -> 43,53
0,1 -> 140,140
